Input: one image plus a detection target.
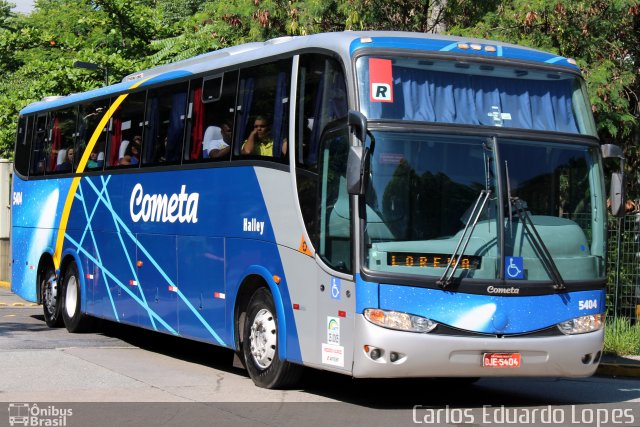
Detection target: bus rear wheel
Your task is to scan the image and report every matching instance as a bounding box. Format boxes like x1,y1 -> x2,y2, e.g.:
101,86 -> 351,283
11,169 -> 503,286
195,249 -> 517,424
61,261 -> 93,333
41,264 -> 62,328
242,287 -> 302,389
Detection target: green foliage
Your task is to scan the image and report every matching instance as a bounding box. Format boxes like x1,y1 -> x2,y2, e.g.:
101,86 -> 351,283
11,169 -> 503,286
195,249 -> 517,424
604,317 -> 640,356
445,0 -> 640,197
0,0 -> 638,193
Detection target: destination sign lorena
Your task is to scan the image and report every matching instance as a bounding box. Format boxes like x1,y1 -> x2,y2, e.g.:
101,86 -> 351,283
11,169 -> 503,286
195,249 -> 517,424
387,252 -> 481,269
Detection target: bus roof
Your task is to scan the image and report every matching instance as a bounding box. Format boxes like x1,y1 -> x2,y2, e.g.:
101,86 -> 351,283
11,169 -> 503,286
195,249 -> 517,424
20,31 -> 578,115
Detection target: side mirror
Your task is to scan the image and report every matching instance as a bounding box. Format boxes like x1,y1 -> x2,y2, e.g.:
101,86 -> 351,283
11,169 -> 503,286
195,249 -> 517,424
348,110 -> 367,144
601,144 -> 626,217
609,172 -> 625,217
346,111 -> 371,196
347,146 -> 371,195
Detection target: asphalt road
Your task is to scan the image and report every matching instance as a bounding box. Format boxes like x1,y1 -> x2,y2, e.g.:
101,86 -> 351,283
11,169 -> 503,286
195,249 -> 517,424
1,289 -> 640,427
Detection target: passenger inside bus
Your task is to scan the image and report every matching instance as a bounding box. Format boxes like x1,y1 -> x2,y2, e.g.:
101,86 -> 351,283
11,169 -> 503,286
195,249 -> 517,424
56,148 -> 74,172
203,120 -> 232,159
87,151 -> 104,169
120,136 -> 141,165
241,116 -> 287,157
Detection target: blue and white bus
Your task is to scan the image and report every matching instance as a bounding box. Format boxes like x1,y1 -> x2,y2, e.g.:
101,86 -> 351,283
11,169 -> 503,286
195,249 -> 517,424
11,31 -> 624,388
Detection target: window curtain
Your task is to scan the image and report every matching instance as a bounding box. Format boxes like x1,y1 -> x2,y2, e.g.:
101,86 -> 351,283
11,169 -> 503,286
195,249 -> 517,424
236,78 -> 254,150
166,91 -> 187,162
48,117 -> 61,172
385,67 -> 579,134
190,87 -> 204,160
143,97 -> 159,163
109,115 -> 122,166
271,72 -> 288,158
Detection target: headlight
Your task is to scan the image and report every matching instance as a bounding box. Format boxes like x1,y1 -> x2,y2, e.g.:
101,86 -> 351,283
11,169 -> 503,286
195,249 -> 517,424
364,308 -> 437,333
557,314 -> 605,335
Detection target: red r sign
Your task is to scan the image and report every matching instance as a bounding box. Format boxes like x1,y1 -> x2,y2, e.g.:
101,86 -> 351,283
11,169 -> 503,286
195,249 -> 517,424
369,58 -> 394,103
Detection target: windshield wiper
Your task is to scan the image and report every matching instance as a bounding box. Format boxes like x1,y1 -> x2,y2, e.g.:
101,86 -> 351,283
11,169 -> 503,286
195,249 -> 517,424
437,189 -> 491,288
504,160 -> 565,290
509,198 -> 566,290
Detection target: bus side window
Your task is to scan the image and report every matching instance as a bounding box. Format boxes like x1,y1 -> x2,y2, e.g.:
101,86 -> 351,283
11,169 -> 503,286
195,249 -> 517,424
185,71 -> 238,162
14,116 -> 32,177
295,54 -> 348,252
107,92 -> 146,168
317,126 -> 351,273
142,82 -> 188,166
234,59 -> 291,161
79,100 -> 110,172
30,114 -> 49,176
50,107 -> 78,174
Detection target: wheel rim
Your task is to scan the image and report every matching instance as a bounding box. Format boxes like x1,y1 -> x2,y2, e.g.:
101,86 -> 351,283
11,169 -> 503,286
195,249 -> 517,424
249,308 -> 277,369
64,275 -> 78,318
43,274 -> 58,316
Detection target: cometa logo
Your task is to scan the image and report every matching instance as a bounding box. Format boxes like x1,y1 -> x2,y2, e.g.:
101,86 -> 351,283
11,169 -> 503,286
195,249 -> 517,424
130,183 -> 199,223
486,286 -> 520,295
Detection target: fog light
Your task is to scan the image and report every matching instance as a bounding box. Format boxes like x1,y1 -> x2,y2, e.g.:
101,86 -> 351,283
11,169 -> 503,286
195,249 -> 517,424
370,348 -> 382,360
389,352 -> 399,362
581,353 -> 592,364
593,351 -> 602,364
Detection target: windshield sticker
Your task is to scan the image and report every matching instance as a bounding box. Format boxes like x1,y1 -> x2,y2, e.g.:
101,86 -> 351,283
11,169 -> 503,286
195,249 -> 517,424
369,58 -> 394,103
488,106 -> 512,127
505,256 -> 525,279
379,152 -> 404,165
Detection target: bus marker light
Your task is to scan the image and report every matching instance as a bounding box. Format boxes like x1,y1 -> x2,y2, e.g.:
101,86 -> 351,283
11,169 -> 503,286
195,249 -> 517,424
485,45 -> 497,52
360,37 -> 373,43
214,292 -> 225,300
85,274 -> 94,280
273,275 -> 281,284
168,285 -> 178,292
470,43 -> 482,51
293,303 -> 300,310
567,58 -> 577,65
338,310 -> 346,318
129,280 -> 138,286
458,43 -> 469,49
137,260 -> 143,268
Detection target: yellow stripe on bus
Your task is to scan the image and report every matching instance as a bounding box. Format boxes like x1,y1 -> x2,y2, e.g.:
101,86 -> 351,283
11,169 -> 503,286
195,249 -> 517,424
53,77 -> 153,269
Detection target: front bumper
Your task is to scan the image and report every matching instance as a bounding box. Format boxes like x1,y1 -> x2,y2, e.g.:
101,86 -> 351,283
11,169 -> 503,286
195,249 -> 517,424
352,315 -> 603,378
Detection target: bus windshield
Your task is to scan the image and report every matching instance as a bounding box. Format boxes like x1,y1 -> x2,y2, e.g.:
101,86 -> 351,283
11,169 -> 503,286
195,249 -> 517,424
356,56 -> 597,137
364,131 -> 606,283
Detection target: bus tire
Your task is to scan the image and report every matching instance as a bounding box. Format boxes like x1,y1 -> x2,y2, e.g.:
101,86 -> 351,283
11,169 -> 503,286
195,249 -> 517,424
61,261 -> 93,333
242,287 -> 302,389
41,263 -> 63,328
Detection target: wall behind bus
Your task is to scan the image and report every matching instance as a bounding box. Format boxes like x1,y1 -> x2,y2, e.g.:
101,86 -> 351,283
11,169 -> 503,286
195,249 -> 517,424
0,160 -> 12,282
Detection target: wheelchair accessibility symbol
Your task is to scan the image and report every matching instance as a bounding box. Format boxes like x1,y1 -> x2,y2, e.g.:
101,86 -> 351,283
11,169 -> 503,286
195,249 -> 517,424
330,277 -> 341,300
505,256 -> 524,279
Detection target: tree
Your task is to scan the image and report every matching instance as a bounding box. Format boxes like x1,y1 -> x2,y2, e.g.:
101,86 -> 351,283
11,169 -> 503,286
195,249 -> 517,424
445,0 -> 640,196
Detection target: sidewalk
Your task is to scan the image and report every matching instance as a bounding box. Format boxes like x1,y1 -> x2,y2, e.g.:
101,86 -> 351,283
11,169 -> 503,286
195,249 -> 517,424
0,282 -> 38,308
0,282 -> 639,378
597,354 -> 640,378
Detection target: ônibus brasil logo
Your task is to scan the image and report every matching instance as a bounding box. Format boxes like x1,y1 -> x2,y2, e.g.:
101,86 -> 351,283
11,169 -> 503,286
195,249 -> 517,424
8,403 -> 72,426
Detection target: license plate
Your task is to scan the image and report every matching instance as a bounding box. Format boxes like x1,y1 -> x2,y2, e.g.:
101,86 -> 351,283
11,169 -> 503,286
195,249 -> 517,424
483,352 -> 521,368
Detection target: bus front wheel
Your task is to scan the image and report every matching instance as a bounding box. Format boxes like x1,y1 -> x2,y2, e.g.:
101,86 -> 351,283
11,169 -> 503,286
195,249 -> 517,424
41,264 -> 62,328
61,261 -> 93,333
242,287 -> 302,389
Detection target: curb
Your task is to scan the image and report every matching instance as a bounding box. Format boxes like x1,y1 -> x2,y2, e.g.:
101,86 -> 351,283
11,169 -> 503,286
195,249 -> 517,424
0,281 -> 9,290
596,364 -> 640,378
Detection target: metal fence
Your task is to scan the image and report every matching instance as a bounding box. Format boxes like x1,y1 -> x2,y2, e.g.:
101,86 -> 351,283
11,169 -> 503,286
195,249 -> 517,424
608,214 -> 640,323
